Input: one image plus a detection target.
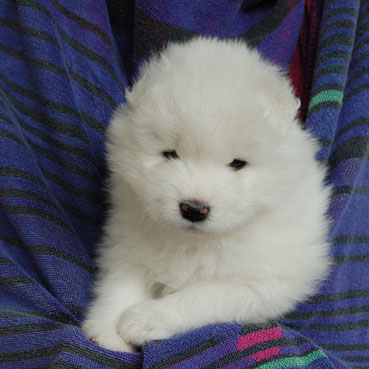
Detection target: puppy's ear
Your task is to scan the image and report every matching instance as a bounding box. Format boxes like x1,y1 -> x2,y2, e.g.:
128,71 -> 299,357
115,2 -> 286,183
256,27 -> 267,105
107,102 -> 136,150
255,63 -> 300,134
261,93 -> 300,134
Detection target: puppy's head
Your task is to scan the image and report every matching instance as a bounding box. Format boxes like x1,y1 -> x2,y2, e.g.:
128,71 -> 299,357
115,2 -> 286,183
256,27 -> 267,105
108,38 -> 303,235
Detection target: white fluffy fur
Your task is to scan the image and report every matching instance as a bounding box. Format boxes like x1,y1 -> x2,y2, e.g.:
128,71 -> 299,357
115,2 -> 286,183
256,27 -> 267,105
82,38 -> 331,352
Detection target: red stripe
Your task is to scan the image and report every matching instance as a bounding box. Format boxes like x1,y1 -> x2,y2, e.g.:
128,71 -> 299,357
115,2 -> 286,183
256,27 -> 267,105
250,346 -> 281,361
236,326 -> 282,351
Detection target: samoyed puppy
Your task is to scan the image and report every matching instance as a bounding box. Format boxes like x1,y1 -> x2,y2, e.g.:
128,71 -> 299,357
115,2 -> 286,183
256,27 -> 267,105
82,38 -> 331,352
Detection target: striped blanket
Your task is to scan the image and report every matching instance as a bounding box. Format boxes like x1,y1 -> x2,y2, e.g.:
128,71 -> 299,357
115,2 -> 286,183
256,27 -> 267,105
0,0 -> 368,368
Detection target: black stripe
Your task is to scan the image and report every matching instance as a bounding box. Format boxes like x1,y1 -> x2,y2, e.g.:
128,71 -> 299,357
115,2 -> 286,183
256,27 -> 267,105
332,117 -> 369,143
343,83 -> 369,103
317,34 -> 355,56
80,110 -> 106,136
0,18 -> 119,111
147,338 -> 222,369
1,204 -> 75,233
314,65 -> 347,82
47,0 -> 112,46
18,0 -> 128,76
0,41 -> 67,76
346,67 -> 369,91
323,7 -> 357,23
0,71 -> 106,136
0,341 -> 139,368
241,322 -> 278,335
307,289 -> 369,304
35,360 -> 96,369
356,18 -> 369,35
352,37 -> 369,59
239,0 -> 296,46
339,356 -> 369,363
0,93 -> 99,180
319,117 -> 369,147
0,308 -> 78,325
29,141 -> 99,182
285,305 -> 369,320
333,236 -> 369,244
335,254 -> 369,264
0,188 -> 60,212
1,13 -> 125,94
0,97 -> 94,164
334,185 -> 369,196
0,82 -> 87,141
0,187 -> 100,233
57,198 -> 102,227
328,136 -> 369,173
0,276 -> 35,287
0,114 -> 37,158
308,101 -> 341,115
0,322 -> 65,337
322,343 -> 369,351
0,167 -> 48,190
320,19 -> 356,37
350,50 -> 369,74
296,320 -> 369,333
23,124 -> 94,164
0,17 -> 60,49
2,112 -> 100,193
0,127 -> 26,148
31,359 -> 91,369
318,50 -> 351,65
40,167 -> 102,205
56,26 -> 126,94
311,82 -> 343,96
0,234 -> 96,275
66,65 -> 116,108
1,105 -> 89,167
0,162 -> 97,231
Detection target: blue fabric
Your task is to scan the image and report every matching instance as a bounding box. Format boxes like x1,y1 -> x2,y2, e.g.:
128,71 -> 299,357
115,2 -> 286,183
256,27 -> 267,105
0,0 -> 368,368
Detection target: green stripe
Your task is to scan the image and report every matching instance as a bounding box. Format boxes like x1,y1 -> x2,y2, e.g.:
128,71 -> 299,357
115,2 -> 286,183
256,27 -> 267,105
309,89 -> 343,110
257,350 -> 326,369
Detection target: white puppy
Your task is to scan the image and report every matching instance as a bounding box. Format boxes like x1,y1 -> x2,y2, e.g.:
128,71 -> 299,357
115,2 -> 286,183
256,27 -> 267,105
82,38 -> 331,352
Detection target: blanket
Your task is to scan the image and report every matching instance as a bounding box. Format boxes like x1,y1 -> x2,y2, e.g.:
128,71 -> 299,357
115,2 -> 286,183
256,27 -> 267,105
0,0 -> 368,368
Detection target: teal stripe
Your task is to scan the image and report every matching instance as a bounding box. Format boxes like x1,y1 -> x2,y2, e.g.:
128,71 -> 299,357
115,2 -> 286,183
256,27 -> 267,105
309,89 -> 343,110
257,350 -> 327,369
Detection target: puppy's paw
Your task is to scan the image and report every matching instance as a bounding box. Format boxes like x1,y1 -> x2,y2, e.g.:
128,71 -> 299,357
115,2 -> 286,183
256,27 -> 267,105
82,320 -> 135,352
117,300 -> 175,345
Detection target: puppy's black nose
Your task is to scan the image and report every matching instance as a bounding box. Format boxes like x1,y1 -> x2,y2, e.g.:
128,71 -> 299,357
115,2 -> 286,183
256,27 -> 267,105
179,201 -> 210,222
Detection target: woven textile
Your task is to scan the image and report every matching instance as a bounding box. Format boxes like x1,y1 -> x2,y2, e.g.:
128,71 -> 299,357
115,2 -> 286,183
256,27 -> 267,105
0,0 -> 368,368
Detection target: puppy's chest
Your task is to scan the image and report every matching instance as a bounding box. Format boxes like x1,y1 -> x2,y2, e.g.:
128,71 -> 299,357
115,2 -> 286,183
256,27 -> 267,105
146,246 -> 242,291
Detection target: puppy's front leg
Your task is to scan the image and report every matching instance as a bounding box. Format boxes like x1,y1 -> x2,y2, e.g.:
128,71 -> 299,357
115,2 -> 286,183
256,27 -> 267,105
118,279 -> 295,345
82,266 -> 149,352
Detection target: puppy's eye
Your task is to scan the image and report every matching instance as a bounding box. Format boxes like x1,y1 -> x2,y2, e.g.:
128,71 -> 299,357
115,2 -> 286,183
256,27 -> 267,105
163,150 -> 179,160
228,159 -> 247,170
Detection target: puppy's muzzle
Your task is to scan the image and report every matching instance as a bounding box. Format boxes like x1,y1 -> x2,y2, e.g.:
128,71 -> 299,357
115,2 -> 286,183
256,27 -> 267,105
180,201 -> 210,223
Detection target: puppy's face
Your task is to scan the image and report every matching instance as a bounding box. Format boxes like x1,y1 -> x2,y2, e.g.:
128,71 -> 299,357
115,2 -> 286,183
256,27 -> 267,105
108,40 -> 300,235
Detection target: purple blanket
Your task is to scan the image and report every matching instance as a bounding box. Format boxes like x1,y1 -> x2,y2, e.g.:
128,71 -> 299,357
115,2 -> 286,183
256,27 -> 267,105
0,0 -> 368,368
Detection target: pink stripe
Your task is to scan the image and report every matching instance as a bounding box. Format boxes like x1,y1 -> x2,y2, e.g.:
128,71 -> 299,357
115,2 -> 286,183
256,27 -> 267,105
236,326 -> 282,351
250,347 -> 280,361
